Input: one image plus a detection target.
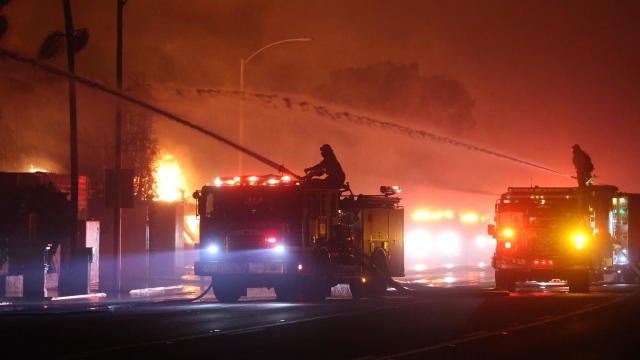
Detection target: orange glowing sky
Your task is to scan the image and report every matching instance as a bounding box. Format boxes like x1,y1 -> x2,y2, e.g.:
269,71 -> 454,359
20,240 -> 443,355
1,0 -> 639,214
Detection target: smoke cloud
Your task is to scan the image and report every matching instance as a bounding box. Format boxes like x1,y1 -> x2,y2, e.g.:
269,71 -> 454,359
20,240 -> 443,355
2,0 -> 640,216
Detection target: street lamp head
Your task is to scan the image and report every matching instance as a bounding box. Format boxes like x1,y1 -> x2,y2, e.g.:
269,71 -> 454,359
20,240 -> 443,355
240,36 -> 313,91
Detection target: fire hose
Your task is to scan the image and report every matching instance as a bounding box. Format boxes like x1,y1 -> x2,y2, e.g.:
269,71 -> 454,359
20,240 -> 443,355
0,48 -> 303,180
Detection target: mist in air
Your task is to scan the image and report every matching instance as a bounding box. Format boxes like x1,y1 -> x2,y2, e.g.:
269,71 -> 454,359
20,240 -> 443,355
2,0 -> 640,216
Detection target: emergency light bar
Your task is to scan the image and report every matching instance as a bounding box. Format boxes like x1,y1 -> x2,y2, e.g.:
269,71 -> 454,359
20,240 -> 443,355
380,185 -> 401,196
212,175 -> 299,187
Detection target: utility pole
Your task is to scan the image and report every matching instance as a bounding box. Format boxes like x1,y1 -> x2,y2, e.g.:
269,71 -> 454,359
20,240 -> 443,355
60,0 -> 80,295
112,0 -> 126,295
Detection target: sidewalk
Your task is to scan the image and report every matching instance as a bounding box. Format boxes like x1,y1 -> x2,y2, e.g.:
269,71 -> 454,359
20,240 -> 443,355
0,273 -> 364,313
0,274 -> 213,313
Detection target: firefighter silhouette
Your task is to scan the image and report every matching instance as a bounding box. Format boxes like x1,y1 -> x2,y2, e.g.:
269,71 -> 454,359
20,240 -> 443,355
303,144 -> 346,187
572,144 -> 594,187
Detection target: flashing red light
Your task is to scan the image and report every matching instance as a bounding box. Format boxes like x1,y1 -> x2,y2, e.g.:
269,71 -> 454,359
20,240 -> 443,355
265,236 -> 278,246
213,175 -> 299,187
532,259 -> 554,268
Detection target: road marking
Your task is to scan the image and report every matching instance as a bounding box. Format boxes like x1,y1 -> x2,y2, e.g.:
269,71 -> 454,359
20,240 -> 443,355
357,287 -> 640,360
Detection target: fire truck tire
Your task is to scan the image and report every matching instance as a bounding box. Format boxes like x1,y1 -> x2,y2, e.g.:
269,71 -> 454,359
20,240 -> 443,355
213,283 -> 244,303
301,282 -> 329,302
369,249 -> 390,297
275,284 -> 300,302
301,250 -> 331,301
568,271 -> 590,293
622,268 -> 639,283
349,279 -> 366,300
495,270 -> 516,292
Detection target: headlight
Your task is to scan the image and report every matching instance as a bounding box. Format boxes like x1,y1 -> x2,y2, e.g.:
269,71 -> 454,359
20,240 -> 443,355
500,227 -> 515,250
265,235 -> 286,253
206,244 -> 220,254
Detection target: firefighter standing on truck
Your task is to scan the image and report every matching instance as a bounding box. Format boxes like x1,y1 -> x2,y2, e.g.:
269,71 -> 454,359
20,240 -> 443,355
572,144 -> 594,187
304,144 -> 346,187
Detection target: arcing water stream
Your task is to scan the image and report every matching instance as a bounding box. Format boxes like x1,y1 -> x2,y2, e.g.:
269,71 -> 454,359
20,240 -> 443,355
1,47 -> 572,180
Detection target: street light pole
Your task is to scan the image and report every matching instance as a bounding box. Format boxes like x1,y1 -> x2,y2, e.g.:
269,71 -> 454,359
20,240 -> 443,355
237,37 -> 311,172
240,37 -> 311,91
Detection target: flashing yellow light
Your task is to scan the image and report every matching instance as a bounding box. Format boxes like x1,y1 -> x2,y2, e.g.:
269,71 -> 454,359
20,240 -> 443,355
572,233 -> 588,250
504,241 -> 512,249
501,227 -> 515,238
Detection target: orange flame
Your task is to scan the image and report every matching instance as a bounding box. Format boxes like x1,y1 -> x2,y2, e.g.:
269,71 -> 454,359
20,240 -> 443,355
154,154 -> 186,202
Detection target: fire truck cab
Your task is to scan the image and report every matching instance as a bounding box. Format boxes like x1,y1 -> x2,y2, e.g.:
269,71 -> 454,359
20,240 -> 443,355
193,175 -> 404,302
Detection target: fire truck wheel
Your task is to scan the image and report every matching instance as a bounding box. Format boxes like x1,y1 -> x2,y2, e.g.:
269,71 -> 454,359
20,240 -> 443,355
349,279 -> 365,300
495,270 -> 516,292
275,285 -> 300,302
568,271 -> 590,293
369,249 -> 390,297
302,251 -> 331,301
302,282 -> 328,302
622,268 -> 639,283
213,283 -> 244,303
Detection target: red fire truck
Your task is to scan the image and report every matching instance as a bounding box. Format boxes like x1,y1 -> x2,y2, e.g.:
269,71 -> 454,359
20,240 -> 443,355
488,185 -> 640,293
193,175 -> 404,302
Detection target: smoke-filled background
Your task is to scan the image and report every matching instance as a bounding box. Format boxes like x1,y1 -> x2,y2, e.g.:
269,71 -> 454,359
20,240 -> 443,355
2,0 -> 640,217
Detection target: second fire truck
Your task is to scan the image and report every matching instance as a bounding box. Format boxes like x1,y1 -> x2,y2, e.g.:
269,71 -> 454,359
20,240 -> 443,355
488,185 -> 640,293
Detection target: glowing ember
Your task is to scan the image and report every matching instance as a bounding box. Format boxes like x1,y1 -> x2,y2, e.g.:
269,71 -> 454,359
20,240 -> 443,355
154,154 -> 186,202
28,164 -> 48,173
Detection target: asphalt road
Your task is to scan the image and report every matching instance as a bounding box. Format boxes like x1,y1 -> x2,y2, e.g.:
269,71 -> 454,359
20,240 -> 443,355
2,278 -> 639,360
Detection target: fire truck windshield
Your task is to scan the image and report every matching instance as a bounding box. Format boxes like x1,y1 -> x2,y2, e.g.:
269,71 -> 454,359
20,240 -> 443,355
202,186 -> 301,222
